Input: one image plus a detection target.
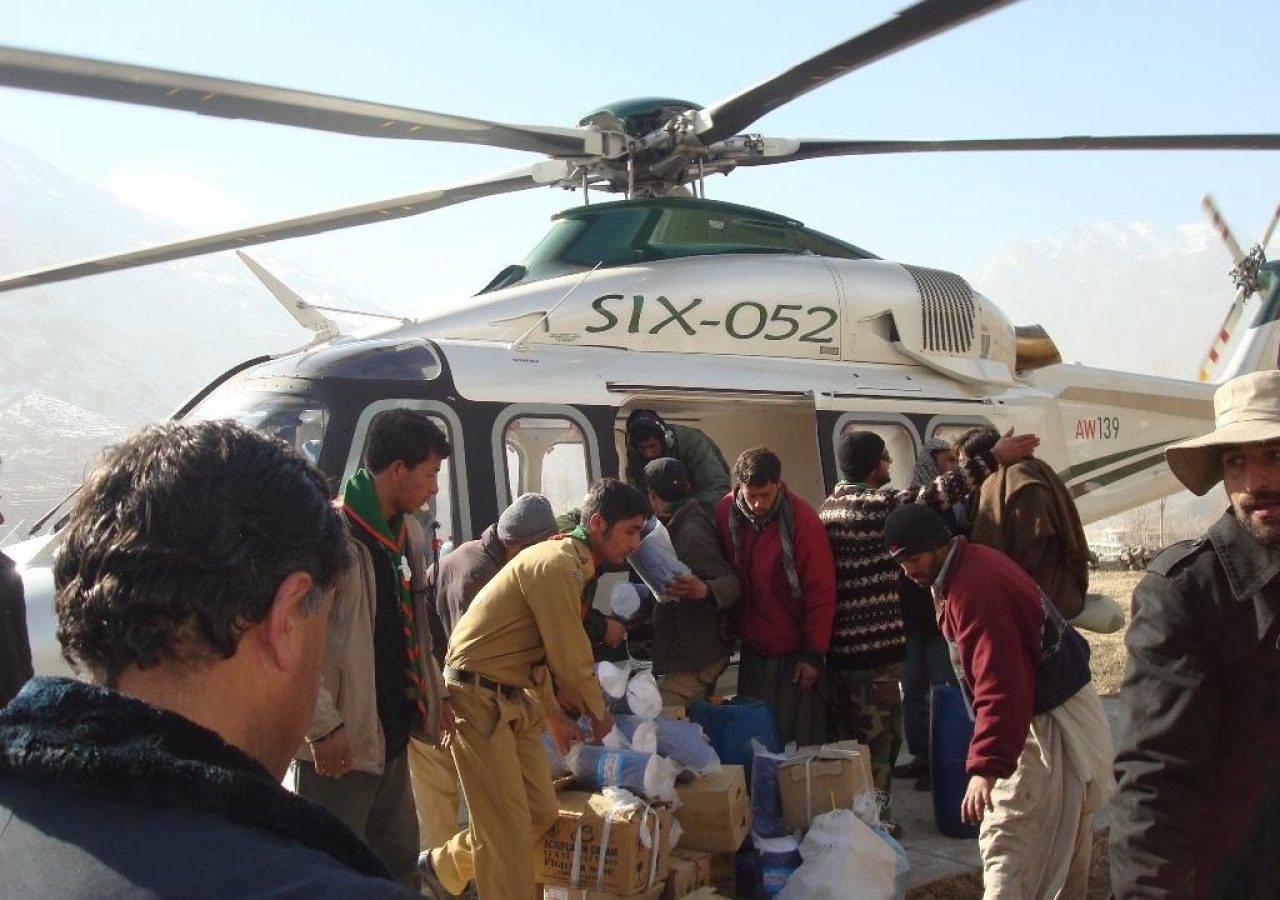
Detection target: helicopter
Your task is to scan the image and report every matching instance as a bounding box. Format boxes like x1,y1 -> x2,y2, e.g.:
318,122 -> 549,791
3,0 -> 1280,674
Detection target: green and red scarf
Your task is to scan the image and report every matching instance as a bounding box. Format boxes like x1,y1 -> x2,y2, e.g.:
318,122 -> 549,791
337,468 -> 429,724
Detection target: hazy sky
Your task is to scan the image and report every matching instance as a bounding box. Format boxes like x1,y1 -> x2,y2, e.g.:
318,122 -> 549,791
2,0 -> 1276,346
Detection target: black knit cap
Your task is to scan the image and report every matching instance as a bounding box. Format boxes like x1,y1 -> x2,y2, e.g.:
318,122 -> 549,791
837,431 -> 886,481
884,504 -> 952,559
644,457 -> 689,502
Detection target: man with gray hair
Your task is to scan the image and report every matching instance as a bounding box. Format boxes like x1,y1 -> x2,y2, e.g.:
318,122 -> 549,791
0,420 -> 414,897
410,493 -> 559,857
1111,369 -> 1280,899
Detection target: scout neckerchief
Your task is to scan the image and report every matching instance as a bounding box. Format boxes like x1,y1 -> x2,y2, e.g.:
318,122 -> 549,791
338,468 -> 429,724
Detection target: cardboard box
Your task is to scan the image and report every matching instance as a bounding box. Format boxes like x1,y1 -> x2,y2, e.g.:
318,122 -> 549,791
663,848 -> 712,900
708,851 -> 736,898
544,885 -> 664,900
660,705 -> 688,722
537,792 -> 672,896
673,765 -> 752,853
777,741 -> 874,832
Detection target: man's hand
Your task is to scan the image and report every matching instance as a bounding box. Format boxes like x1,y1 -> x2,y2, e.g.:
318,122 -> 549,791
556,690 -> 581,717
311,726 -> 353,779
435,699 -> 456,752
991,428 -> 1040,465
603,617 -> 628,647
588,709 -> 615,744
665,574 -> 709,601
793,661 -> 819,690
961,774 -> 996,824
546,707 -> 583,756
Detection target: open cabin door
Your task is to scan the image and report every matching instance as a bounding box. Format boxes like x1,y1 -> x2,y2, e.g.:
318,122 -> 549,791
611,388 -> 825,510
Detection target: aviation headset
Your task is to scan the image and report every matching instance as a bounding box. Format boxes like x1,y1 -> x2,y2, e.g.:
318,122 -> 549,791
625,409 -> 675,450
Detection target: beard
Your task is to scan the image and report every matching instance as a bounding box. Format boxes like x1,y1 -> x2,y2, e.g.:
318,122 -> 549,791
1233,490 -> 1280,547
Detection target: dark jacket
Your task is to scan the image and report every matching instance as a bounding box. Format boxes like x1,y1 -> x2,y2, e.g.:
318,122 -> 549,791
0,678 -> 412,899
934,539 -> 1092,779
625,423 -> 730,512
427,524 -> 506,642
652,500 -> 740,673
0,550 -> 32,707
1110,511 -> 1280,900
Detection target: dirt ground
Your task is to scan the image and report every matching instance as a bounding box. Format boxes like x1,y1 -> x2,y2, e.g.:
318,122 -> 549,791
906,829 -> 1113,900
1081,568 -> 1143,696
906,568 -> 1144,899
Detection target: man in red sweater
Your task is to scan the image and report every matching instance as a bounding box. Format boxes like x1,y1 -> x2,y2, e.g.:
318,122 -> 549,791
717,447 -> 835,746
884,503 -> 1113,899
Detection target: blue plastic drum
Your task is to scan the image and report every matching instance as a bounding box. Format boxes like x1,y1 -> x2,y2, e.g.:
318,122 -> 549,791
930,684 -> 980,839
688,696 -> 780,777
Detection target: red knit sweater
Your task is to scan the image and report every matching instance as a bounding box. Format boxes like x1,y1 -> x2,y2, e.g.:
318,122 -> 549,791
936,539 -> 1045,779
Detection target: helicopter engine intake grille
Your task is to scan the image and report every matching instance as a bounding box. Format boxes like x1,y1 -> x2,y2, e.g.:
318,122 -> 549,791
904,264 -> 975,355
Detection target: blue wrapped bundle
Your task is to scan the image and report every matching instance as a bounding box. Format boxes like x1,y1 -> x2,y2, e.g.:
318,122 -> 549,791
568,743 -> 680,804
750,739 -> 790,839
615,714 -> 722,775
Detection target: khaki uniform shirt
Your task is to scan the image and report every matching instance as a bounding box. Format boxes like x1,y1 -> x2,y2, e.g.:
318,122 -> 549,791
446,536 -> 606,721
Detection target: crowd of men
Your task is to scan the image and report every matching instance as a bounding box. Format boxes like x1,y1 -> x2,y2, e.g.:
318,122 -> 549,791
0,373 -> 1277,899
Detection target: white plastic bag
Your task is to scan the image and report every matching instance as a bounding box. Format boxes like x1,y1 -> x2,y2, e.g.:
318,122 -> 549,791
610,582 -> 645,619
625,669 -> 663,719
774,808 -> 904,900
596,660 -> 631,700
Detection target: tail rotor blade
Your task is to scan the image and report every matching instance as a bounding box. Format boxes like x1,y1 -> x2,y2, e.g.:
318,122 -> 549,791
1202,193 -> 1247,265
1199,287 -> 1248,382
1259,203 -> 1280,256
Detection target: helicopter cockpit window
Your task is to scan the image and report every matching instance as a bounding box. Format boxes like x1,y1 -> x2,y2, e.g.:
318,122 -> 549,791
648,209 -> 801,253
503,416 -> 589,518
187,391 -> 329,466
253,338 -> 442,382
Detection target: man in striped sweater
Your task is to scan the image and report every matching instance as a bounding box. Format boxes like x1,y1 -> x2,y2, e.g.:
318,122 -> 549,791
819,428 -> 1037,830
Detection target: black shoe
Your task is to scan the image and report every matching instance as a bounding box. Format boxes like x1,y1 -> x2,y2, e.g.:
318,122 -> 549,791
418,852 -> 460,900
892,756 -> 928,779
915,770 -> 932,792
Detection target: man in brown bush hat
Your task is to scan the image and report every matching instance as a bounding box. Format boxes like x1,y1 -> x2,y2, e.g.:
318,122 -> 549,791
1111,369 -> 1280,899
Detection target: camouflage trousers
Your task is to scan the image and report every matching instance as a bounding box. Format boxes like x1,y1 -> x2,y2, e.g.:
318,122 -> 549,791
826,663 -> 904,820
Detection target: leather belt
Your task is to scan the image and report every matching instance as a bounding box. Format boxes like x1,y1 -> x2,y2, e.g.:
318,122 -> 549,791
443,666 -> 520,698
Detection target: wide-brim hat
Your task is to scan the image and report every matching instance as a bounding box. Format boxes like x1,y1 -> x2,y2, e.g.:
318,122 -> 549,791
1165,370 -> 1280,496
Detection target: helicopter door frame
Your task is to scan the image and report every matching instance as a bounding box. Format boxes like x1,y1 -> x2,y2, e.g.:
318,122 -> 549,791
490,403 -> 602,515
341,398 -> 472,546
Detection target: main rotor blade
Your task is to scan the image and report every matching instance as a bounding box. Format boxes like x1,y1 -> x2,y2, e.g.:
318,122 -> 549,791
698,0 -> 1022,145
0,46 -> 611,158
0,162 -> 568,295
734,134 -> 1280,166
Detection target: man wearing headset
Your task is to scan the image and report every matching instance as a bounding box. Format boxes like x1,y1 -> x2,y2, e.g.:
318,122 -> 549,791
624,409 -> 731,512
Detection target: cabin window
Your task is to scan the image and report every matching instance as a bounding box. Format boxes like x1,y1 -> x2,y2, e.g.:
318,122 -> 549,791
343,400 -> 467,552
926,417 -> 997,460
187,390 -> 329,466
503,415 -> 591,519
833,416 -> 917,490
